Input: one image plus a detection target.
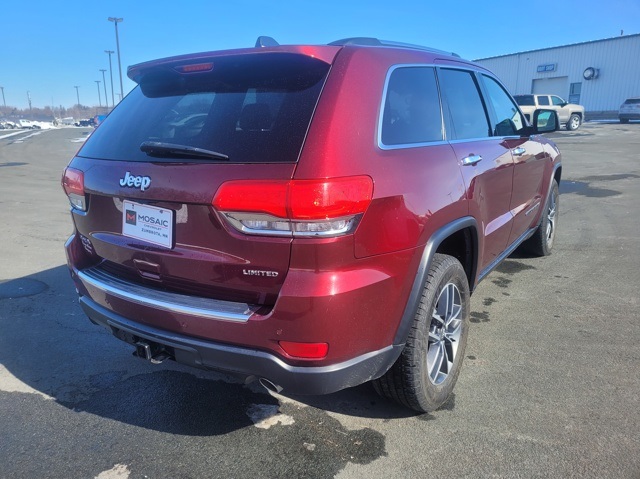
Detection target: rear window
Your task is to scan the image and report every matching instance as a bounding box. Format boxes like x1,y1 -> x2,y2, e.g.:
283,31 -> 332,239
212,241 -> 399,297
78,53 -> 330,163
514,95 -> 535,106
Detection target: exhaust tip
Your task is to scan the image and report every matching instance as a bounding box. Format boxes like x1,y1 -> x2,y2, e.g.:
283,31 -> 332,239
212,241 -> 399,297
259,378 -> 283,393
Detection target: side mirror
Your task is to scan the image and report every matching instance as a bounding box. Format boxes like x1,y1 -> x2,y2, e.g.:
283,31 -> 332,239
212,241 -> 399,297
532,109 -> 559,133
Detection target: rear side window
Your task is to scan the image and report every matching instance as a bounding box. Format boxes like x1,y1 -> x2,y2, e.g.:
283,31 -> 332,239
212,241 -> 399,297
514,95 -> 535,106
78,53 -> 330,163
380,66 -> 443,146
537,96 -> 550,106
439,69 -> 490,140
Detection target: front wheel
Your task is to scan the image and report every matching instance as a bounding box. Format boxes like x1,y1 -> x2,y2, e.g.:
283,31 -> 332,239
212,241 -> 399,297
567,114 -> 581,131
372,254 -> 470,413
620,118 -> 629,124
523,179 -> 559,256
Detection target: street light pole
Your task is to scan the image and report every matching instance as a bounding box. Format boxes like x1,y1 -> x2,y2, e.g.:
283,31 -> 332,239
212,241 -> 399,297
0,86 -> 5,108
105,50 -> 115,107
107,17 -> 124,103
99,69 -> 108,109
74,86 -> 80,108
95,80 -> 102,109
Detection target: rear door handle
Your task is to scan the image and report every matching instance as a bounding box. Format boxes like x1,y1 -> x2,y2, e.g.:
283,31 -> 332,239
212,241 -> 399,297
462,154 -> 482,166
512,147 -> 526,156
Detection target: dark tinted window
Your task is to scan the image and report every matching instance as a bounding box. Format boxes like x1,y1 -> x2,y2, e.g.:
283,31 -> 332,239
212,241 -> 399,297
439,69 -> 490,140
381,67 -> 442,146
514,95 -> 535,106
78,53 -> 330,163
624,98 -> 640,104
482,75 -> 525,136
537,96 -> 550,106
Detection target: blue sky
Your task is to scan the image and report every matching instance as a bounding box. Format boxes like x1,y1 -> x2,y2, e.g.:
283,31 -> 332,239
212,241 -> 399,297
1,0 -> 639,110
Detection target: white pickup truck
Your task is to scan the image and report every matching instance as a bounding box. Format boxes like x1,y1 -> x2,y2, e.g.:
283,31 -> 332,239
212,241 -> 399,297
514,94 -> 585,131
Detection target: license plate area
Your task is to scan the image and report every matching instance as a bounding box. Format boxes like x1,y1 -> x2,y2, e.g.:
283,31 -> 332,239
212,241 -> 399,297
122,200 -> 174,249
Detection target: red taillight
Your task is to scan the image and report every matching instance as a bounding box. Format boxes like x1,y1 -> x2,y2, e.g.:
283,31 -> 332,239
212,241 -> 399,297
279,341 -> 329,359
62,167 -> 84,195
213,181 -> 288,218
288,177 -> 373,220
212,176 -> 373,237
62,167 -> 86,211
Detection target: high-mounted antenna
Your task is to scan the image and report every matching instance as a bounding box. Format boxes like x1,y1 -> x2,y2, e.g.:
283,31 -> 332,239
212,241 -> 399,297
255,36 -> 280,48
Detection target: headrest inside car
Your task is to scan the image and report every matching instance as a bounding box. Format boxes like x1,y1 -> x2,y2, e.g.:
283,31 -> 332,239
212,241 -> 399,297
239,103 -> 272,131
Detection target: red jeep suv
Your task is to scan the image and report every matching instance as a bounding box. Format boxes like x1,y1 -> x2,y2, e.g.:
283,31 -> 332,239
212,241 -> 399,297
63,37 -> 561,412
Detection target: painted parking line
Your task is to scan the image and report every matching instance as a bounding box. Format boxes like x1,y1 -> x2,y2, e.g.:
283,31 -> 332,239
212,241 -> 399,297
0,130 -> 31,140
11,131 -> 45,143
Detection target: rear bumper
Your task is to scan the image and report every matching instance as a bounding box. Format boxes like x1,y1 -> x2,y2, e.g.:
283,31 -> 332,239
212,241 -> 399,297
78,266 -> 258,322
79,295 -> 402,395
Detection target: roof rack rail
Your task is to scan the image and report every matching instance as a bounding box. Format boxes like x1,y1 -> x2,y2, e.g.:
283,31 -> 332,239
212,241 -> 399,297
255,36 -> 279,48
328,37 -> 460,57
328,37 -> 383,47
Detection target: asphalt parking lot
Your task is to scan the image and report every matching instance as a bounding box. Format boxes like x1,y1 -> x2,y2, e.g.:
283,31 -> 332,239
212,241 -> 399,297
1,123 -> 639,478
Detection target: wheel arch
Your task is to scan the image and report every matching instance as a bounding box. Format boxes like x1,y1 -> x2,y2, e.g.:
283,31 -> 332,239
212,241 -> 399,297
392,217 -> 478,347
553,163 -> 562,186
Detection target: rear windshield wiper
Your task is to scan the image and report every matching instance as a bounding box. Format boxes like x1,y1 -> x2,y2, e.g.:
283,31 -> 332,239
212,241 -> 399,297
140,141 -> 229,161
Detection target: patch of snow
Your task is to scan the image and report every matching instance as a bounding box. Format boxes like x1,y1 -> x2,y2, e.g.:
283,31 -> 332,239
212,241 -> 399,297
95,464 -> 131,479
246,403 -> 295,429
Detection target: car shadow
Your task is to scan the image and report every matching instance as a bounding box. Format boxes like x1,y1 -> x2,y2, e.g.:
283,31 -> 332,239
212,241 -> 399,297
0,265 -> 423,438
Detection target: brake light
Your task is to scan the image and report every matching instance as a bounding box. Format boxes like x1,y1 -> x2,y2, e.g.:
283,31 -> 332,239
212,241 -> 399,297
175,63 -> 214,73
212,176 -> 373,237
279,341 -> 329,359
62,167 -> 86,211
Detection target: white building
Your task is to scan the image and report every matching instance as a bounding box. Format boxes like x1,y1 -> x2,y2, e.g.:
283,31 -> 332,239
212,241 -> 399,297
475,33 -> 640,117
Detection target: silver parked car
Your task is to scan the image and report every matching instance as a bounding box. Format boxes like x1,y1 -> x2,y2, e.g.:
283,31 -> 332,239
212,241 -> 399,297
619,97 -> 640,123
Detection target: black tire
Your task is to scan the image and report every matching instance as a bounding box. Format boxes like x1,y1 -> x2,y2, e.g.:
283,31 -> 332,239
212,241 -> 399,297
567,114 -> 581,131
620,118 -> 629,124
372,254 -> 470,413
523,179 -> 559,256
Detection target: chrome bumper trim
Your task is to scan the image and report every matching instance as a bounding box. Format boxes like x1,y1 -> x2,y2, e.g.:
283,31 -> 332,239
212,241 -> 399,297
77,267 -> 257,322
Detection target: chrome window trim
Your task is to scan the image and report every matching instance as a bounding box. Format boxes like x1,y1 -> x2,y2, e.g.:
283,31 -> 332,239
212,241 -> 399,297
78,267 -> 258,322
379,139 -> 449,150
376,63 -> 530,150
448,135 -> 519,145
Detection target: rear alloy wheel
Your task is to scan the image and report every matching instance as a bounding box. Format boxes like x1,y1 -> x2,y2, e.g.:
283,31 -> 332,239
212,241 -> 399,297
372,254 -> 470,413
567,114 -> 581,131
523,179 -> 559,256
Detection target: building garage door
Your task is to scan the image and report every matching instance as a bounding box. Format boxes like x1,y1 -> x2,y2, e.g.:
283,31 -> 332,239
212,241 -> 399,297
532,77 -> 568,97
